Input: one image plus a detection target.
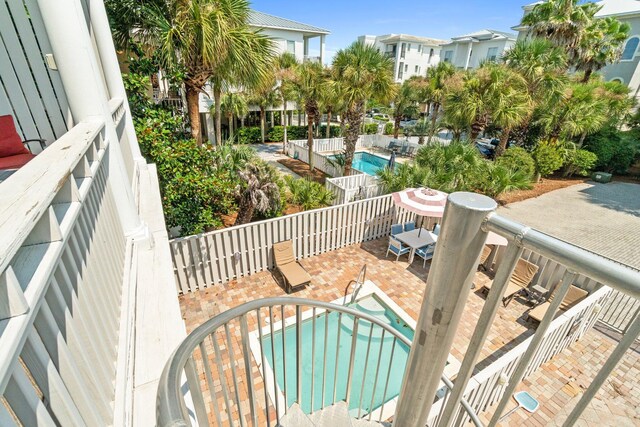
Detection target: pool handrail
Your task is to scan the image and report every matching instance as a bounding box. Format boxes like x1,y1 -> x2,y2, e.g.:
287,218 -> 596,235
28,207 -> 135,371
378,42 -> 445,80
156,297 -> 483,427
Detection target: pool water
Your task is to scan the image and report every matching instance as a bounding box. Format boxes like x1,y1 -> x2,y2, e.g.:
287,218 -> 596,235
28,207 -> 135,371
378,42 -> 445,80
261,295 -> 413,416
330,152 -> 389,176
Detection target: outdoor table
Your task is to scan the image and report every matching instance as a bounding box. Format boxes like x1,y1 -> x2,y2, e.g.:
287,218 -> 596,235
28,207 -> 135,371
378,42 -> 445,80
394,228 -> 437,263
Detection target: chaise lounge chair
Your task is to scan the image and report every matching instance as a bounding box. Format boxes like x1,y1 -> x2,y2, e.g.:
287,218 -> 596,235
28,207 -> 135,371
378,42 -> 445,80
527,284 -> 588,323
0,115 -> 46,171
273,240 -> 311,294
481,258 -> 539,306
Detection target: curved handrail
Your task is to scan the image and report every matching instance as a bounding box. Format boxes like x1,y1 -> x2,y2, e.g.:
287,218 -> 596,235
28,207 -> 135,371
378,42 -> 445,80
157,297 -> 482,427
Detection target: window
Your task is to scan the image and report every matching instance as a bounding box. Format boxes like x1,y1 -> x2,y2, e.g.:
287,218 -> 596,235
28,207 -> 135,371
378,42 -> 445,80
408,43 -> 412,51
404,64 -> 408,72
443,50 -> 453,62
398,62 -> 404,79
415,65 -> 420,73
400,43 -> 406,59
287,40 -> 295,54
486,47 -> 499,62
622,37 -> 639,60
428,48 -> 434,62
418,44 -> 422,53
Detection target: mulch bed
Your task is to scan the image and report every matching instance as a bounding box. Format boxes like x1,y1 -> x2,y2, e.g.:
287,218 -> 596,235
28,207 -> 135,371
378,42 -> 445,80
277,158 -> 328,184
497,176 -> 587,205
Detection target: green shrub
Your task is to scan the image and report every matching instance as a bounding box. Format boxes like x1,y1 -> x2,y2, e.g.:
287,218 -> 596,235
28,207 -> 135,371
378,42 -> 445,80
363,123 -> 379,134
384,122 -> 394,135
583,127 -> 638,174
135,109 -> 237,234
373,114 -> 386,121
532,142 -> 564,179
319,125 -> 342,138
284,176 -> 334,210
479,163 -> 533,198
286,125 -> 309,140
267,126 -> 285,142
237,126 -> 262,144
563,149 -> 598,177
495,147 -> 536,179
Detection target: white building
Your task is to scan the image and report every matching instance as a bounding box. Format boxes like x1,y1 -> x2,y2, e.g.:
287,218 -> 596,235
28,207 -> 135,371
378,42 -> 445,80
515,0 -> 640,99
359,34 -> 446,82
439,29 -> 517,70
200,11 -> 330,143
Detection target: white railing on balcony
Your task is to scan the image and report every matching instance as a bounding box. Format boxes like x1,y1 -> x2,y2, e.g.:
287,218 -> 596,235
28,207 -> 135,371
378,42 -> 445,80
156,298 -> 482,427
0,120 -> 126,426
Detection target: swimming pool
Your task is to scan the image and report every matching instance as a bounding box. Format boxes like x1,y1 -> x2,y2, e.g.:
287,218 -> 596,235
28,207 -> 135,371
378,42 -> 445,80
329,152 -> 389,176
261,293 -> 411,416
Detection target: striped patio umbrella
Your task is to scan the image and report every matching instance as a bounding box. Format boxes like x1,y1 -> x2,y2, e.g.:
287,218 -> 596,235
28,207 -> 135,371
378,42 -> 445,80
392,188 -> 448,235
392,187 -> 448,218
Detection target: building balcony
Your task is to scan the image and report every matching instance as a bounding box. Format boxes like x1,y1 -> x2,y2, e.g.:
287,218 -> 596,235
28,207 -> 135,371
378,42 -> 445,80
304,55 -> 322,63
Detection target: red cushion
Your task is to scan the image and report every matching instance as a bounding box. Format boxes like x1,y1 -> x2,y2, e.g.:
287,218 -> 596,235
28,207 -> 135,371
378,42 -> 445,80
0,153 -> 35,169
0,115 -> 30,157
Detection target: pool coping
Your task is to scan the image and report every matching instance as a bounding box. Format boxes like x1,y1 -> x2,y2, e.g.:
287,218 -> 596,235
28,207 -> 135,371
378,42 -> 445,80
248,280 -> 461,422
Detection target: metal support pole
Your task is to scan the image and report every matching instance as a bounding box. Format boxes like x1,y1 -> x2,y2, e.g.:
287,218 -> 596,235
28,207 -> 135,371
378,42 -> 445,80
36,0 -> 143,237
563,313 -> 640,426
489,270 -> 577,426
439,241 -> 525,427
394,192 -> 497,427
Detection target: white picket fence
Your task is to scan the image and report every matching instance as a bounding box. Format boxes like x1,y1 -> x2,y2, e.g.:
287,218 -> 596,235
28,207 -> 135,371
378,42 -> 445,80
428,285 -> 613,426
169,194 -> 418,293
598,285 -> 640,333
325,173 -> 385,205
288,142 -> 349,177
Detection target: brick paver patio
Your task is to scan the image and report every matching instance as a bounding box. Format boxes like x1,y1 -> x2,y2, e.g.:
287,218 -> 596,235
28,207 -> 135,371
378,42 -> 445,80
179,238 -> 640,426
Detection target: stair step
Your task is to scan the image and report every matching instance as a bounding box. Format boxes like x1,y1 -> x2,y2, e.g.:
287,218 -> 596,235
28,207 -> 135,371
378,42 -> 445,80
308,401 -> 352,426
351,419 -> 391,427
278,403 -> 315,427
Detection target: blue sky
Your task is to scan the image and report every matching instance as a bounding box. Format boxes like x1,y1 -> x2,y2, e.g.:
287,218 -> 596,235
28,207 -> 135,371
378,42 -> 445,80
250,0 -> 527,61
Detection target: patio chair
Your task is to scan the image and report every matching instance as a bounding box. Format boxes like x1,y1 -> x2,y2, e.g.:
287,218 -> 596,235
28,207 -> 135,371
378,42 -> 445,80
391,224 -> 404,236
272,240 -> 311,294
415,244 -> 435,268
399,144 -> 409,156
403,222 -> 415,232
481,258 -> 539,306
386,237 -> 410,261
477,245 -> 493,272
433,224 -> 441,236
527,284 -> 588,323
0,115 -> 46,170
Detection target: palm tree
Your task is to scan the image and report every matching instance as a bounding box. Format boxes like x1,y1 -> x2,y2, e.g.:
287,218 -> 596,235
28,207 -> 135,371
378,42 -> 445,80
407,119 -> 437,145
273,52 -> 298,151
220,92 -> 249,142
391,80 -> 419,138
248,79 -> 279,144
234,162 -> 281,225
317,70 -> 345,139
443,70 -> 491,142
413,62 -> 455,143
575,17 -> 629,82
332,42 -> 395,175
114,0 -> 275,144
521,0 -> 600,64
289,61 -> 326,171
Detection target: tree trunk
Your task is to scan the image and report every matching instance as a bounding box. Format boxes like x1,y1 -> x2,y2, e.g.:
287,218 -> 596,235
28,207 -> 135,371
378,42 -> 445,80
213,87 -> 222,146
269,111 -> 274,129
418,135 -> 425,145
340,115 -> 346,137
282,94 -> 288,153
298,110 -> 302,126
325,109 -> 332,138
496,127 -> 510,157
578,132 -> 587,148
427,103 -> 439,144
241,116 -> 245,128
582,68 -> 593,83
186,86 -> 202,145
228,114 -> 234,143
260,107 -> 266,144
315,114 -> 321,137
307,111 -> 315,171
393,114 -> 401,138
470,117 -> 485,142
234,194 -> 255,225
343,102 -> 364,176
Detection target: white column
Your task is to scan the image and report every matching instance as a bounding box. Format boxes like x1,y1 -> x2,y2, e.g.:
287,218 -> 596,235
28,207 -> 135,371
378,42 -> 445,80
464,42 -> 473,70
394,44 -> 401,82
303,36 -> 309,60
320,35 -> 326,64
36,0 -> 144,237
87,0 -> 144,165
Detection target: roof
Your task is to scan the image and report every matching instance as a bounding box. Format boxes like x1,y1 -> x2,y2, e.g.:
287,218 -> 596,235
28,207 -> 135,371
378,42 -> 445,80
248,11 -> 330,35
449,29 -> 517,43
377,34 -> 447,46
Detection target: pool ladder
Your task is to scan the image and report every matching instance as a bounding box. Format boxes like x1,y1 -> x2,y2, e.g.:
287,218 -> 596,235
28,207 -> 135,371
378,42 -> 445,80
345,264 -> 367,304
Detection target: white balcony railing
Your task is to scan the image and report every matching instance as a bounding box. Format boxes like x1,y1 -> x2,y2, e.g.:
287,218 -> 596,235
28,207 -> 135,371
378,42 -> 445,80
0,119 -> 127,426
